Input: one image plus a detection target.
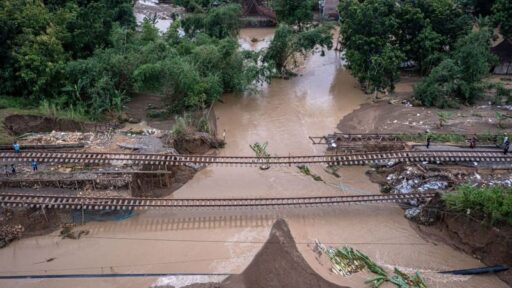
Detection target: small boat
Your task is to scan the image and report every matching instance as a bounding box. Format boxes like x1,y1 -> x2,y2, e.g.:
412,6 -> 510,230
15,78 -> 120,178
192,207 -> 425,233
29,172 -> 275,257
440,265 -> 509,275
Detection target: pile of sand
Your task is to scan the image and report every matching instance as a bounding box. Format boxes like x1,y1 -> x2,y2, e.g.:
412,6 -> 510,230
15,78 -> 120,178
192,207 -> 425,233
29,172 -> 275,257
185,219 -> 345,288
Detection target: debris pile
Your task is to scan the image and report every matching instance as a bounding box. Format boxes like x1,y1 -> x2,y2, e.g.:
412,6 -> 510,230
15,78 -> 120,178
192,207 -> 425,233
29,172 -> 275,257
315,242 -> 427,288
0,224 -> 24,248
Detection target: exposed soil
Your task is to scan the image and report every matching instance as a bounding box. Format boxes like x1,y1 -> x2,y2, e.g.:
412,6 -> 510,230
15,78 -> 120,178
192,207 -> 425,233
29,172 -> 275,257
0,208 -> 63,248
412,212 -> 512,286
338,75 -> 512,134
4,115 -> 84,135
131,166 -> 196,197
173,132 -> 224,155
185,219 -> 346,288
366,162 -> 512,285
338,101 -> 512,134
125,93 -> 175,130
3,114 -> 113,136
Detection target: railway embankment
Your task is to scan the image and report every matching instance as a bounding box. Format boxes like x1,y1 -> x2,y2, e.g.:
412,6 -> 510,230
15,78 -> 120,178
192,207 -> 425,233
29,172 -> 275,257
367,162 -> 512,285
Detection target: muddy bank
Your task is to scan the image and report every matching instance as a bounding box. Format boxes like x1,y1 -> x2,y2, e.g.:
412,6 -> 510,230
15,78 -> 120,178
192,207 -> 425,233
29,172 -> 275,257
131,166 -> 196,198
366,163 -> 512,285
337,101 -> 512,134
413,212 -> 512,285
172,132 -> 224,155
4,114 -> 112,136
0,208 -> 63,248
186,219 -> 345,288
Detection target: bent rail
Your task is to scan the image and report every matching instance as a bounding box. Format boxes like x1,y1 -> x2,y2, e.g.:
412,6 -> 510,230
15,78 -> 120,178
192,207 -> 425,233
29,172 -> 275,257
0,192 -> 436,210
0,150 -> 511,167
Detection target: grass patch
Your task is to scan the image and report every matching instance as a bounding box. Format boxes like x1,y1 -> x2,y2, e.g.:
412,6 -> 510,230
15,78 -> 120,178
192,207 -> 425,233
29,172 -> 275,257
443,185 -> 512,225
37,100 -> 89,122
0,96 -> 36,109
397,132 -> 504,144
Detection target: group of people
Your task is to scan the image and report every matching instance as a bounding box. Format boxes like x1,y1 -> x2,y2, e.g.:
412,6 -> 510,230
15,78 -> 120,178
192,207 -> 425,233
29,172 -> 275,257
3,142 -> 38,176
425,134 -> 510,154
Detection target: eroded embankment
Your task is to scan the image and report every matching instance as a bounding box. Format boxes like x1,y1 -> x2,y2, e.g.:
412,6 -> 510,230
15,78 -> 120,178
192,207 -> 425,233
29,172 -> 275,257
413,210 -> 512,285
0,125 -> 221,248
3,114 -> 112,135
367,163 -> 512,285
0,208 -> 63,248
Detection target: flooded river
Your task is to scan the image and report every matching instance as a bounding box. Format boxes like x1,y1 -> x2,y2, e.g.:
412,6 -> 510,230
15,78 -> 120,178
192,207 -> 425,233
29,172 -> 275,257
0,29 -> 507,288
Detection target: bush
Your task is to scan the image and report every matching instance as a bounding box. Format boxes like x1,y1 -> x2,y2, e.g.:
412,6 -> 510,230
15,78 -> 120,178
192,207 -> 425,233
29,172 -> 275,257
414,29 -> 497,107
443,185 -> 512,225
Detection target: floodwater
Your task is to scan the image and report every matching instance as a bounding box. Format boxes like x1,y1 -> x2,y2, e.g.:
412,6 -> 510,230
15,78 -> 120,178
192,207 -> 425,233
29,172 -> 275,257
0,29 -> 507,288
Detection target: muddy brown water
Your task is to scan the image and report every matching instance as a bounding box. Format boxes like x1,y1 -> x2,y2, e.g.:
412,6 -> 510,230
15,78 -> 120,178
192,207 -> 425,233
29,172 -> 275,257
0,29 -> 507,288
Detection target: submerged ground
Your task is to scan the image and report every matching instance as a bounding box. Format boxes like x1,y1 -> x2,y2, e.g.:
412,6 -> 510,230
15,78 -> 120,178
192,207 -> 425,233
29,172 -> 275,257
0,29 -> 508,288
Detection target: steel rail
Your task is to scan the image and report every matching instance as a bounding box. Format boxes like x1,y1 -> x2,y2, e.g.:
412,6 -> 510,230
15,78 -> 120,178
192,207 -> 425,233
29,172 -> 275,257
0,192 -> 436,210
0,150 -> 511,167
310,132 -> 502,145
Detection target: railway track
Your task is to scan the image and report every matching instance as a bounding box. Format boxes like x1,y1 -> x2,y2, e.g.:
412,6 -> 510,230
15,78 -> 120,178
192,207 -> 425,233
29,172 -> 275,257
0,150 -> 511,167
309,133 -> 502,145
0,192 -> 436,210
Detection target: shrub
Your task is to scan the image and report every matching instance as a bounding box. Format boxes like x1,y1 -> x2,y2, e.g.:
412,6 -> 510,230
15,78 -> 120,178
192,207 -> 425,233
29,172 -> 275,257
443,185 -> 512,225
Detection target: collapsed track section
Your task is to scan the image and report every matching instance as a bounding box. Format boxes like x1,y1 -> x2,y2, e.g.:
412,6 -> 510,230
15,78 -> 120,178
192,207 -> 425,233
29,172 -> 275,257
0,192 -> 436,210
1,150 -> 511,167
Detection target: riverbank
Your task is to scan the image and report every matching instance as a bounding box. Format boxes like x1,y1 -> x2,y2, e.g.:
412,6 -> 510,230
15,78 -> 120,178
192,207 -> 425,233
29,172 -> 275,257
337,76 -> 512,134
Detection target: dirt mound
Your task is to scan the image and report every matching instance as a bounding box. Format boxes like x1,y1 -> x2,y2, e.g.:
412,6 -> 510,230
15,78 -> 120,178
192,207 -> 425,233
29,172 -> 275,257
4,115 -> 85,135
186,219 -> 346,288
173,132 -> 224,154
131,166 -> 196,198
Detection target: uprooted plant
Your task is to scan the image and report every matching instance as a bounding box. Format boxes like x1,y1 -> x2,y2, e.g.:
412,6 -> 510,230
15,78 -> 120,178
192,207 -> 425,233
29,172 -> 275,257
250,142 -> 270,170
316,243 -> 427,288
297,165 -> 323,181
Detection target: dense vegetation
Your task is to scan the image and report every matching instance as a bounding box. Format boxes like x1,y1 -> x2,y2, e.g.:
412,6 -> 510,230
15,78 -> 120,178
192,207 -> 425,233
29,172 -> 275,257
0,1 -> 267,119
338,0 -> 509,107
414,28 -> 497,107
443,185 -> 512,225
265,0 -> 333,75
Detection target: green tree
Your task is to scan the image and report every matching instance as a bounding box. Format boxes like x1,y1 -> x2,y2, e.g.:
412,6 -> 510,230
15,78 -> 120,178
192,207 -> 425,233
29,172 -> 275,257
414,29 -> 497,107
204,3 -> 240,39
338,0 -> 403,93
413,59 -> 461,108
13,26 -> 67,99
181,4 -> 241,39
264,24 -> 333,75
492,0 -> 512,38
272,0 -> 313,29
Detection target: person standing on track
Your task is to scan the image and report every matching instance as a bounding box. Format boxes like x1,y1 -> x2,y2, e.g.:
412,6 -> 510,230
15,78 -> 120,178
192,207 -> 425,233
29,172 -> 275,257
10,164 -> 16,175
504,138 -> 510,155
426,135 -> 432,149
31,159 -> 38,171
12,141 -> 20,153
469,135 -> 477,149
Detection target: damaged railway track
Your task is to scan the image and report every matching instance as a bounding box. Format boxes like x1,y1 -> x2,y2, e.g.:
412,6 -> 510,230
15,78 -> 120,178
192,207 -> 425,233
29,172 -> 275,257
0,192 -> 436,210
0,150 -> 511,167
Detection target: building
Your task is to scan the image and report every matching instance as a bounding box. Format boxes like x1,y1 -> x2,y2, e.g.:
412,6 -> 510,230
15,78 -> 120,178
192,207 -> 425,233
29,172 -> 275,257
320,0 -> 339,20
491,38 -> 512,75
